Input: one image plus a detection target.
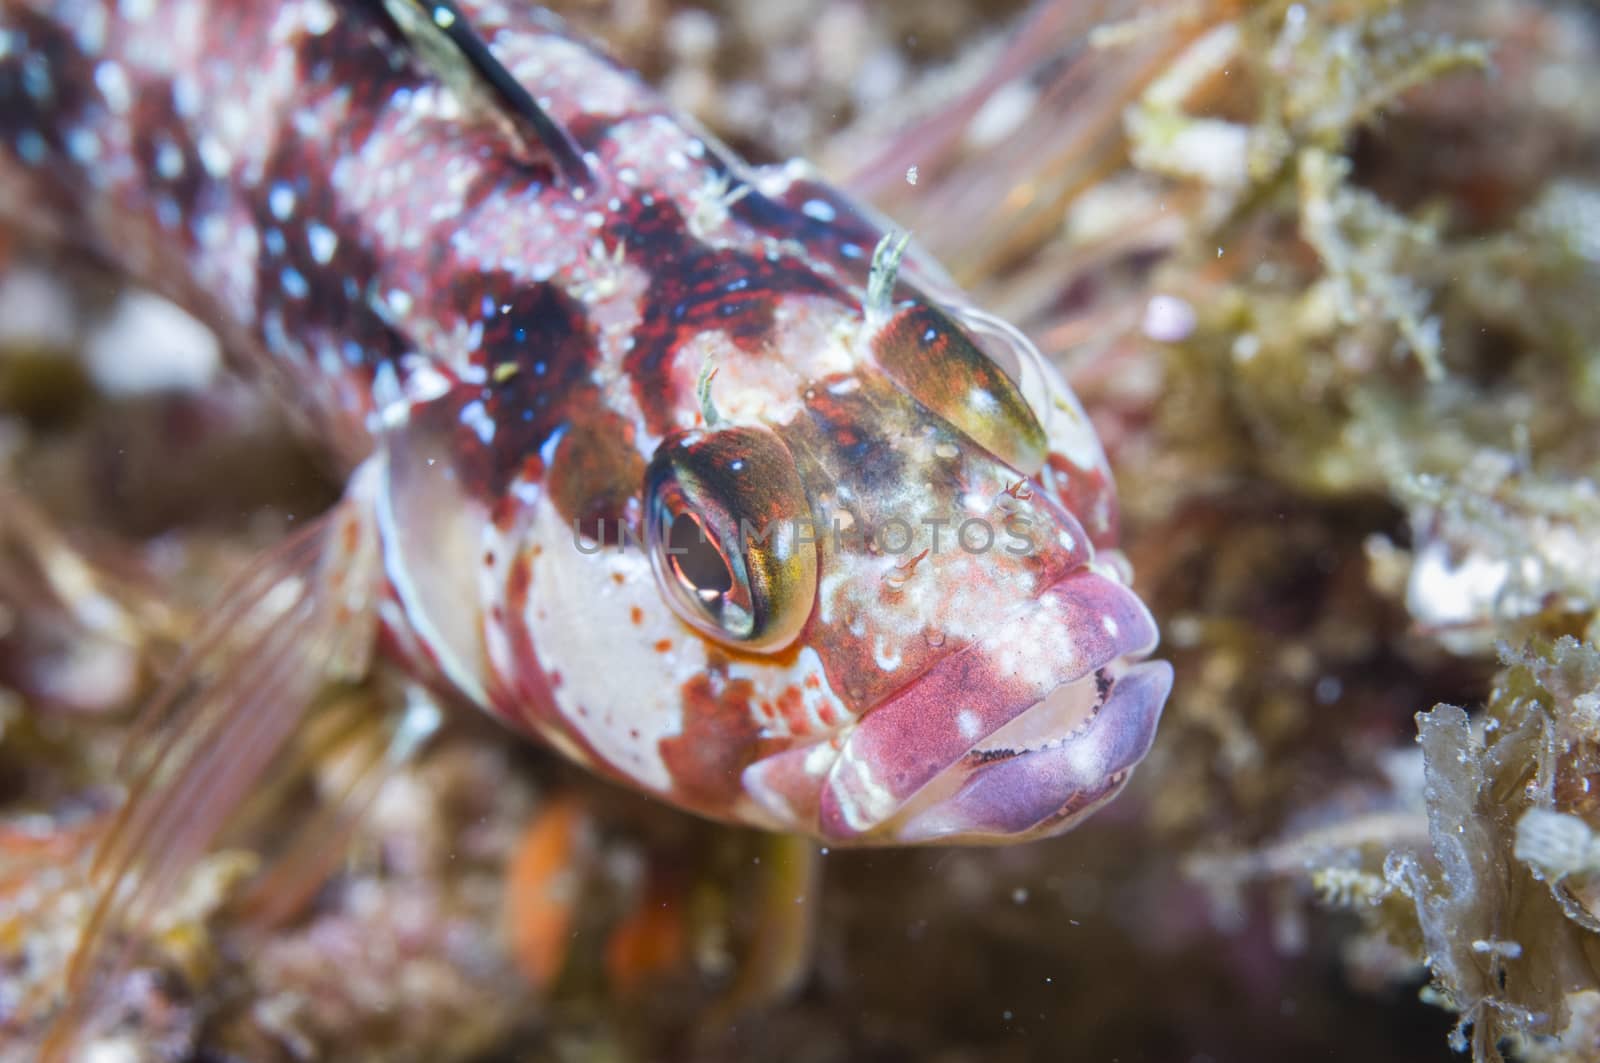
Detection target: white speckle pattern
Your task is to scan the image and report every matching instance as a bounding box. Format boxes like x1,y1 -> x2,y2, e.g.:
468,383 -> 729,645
66,128 -> 101,164
94,61 -> 132,113
280,266 -> 310,299
269,182 -> 296,221
306,221 -> 339,264
460,398 -> 495,445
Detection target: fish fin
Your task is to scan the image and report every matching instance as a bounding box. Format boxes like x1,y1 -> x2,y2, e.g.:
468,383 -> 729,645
693,833 -> 819,1040
837,0 -> 1097,200
233,684 -> 443,930
505,795 -> 596,990
42,494 -> 383,1059
0,485 -> 150,711
372,381 -> 498,710
726,833 -> 819,1005
604,855 -> 689,997
378,0 -> 592,186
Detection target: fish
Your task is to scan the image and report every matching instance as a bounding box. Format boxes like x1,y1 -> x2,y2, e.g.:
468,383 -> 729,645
0,0 -> 1170,860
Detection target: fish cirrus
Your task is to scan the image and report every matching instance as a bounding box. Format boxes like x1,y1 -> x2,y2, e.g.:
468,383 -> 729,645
0,0 -> 1171,852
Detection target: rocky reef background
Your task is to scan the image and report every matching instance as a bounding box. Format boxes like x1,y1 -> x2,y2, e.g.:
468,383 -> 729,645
2,1 -> 1598,1060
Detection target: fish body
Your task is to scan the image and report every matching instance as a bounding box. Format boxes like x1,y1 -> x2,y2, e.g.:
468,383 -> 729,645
0,0 -> 1171,844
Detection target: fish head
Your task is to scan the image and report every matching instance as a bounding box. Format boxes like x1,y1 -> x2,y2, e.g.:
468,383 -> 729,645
625,287 -> 1172,844
374,264 -> 1168,848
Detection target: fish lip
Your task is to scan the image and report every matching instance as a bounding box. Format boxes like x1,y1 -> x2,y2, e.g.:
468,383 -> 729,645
810,565 -> 1169,844
890,658 -> 1173,843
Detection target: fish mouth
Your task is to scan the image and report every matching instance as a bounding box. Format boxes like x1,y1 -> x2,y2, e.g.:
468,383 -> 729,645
742,566 -> 1171,845
887,657 -> 1173,842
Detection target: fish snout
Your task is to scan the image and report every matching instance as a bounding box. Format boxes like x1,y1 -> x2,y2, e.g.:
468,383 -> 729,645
742,568 -> 1171,844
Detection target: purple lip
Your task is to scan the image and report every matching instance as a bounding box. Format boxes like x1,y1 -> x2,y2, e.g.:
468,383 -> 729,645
742,567 -> 1171,845
894,658 -> 1172,842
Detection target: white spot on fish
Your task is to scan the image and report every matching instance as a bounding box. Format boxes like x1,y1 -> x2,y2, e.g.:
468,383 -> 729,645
75,5 -> 107,53
1102,614 -> 1120,637
155,140 -> 184,180
303,0 -> 337,35
280,266 -> 309,300
403,363 -> 452,405
386,288 -> 414,317
197,135 -> 231,179
195,214 -> 227,248
173,76 -> 201,119
66,128 -> 100,165
905,165 -> 918,185
269,182 -> 296,221
93,61 -> 131,114
804,742 -> 836,775
307,221 -> 339,264
218,103 -> 250,147
873,636 -> 902,672
460,399 -> 495,445
801,198 -> 837,223
119,0 -> 155,20
957,709 -> 982,741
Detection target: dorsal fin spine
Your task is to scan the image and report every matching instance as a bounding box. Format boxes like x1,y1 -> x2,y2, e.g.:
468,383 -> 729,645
384,0 -> 593,187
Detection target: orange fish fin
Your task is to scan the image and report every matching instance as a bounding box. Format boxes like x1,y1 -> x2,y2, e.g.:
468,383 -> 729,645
43,493 -> 383,1059
505,796 -> 596,990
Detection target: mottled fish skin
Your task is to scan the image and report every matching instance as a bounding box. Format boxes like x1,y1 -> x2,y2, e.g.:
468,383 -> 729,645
0,0 -> 1172,844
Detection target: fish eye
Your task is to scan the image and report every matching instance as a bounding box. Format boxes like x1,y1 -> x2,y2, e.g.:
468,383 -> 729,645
645,426 -> 818,652
870,301 -> 1050,474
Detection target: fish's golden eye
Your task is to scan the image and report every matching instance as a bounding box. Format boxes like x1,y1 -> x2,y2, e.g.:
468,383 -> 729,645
645,426 -> 818,652
871,302 -> 1049,474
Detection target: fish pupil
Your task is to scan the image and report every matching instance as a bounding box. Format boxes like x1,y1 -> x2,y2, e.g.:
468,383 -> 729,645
667,512 -> 732,602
